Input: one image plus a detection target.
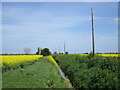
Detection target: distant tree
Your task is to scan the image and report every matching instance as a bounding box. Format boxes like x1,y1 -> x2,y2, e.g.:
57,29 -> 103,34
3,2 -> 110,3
41,48 -> 51,56
65,52 -> 68,54
24,47 -> 31,54
54,51 -> 58,55
59,53 -> 63,54
36,47 -> 41,55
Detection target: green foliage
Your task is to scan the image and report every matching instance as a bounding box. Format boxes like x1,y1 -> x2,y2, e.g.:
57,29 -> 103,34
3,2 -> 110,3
54,51 -> 58,55
87,51 -> 94,58
52,55 -> 119,88
65,52 -> 69,54
36,47 -> 41,55
2,60 -> 37,72
2,57 -> 68,88
41,48 -> 51,56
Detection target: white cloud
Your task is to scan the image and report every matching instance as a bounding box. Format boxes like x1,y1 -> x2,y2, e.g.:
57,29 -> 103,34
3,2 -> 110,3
114,18 -> 120,21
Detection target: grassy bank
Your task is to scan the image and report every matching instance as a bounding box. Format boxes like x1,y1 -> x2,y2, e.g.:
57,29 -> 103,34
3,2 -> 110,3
52,54 -> 119,88
2,56 -> 68,88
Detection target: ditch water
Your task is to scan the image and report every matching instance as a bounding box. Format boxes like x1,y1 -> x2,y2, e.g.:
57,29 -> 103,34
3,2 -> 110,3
58,66 -> 73,89
58,67 -> 66,80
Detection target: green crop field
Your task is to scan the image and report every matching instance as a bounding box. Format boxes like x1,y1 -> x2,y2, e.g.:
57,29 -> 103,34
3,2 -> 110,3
1,54 -> 119,89
52,54 -> 119,88
2,56 -> 69,88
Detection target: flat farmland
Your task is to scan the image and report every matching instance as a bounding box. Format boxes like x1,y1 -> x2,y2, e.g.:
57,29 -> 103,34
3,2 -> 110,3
1,54 -> 119,88
2,55 -> 70,88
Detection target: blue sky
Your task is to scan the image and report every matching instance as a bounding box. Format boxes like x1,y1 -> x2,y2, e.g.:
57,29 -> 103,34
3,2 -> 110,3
2,2 -> 118,54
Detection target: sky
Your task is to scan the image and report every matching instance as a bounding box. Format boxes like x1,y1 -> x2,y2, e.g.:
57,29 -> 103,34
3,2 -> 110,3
2,2 -> 118,54
1,0 -> 119,2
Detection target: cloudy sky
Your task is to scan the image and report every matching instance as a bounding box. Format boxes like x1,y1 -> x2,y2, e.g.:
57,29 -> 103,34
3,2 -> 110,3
2,2 -> 118,54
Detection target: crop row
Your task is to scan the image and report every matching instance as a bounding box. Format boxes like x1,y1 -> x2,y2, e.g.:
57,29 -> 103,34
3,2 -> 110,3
52,54 -> 119,88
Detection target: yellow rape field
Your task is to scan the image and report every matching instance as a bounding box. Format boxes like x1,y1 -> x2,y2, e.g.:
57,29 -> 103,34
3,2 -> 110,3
0,55 -> 43,67
73,54 -> 119,57
46,56 -> 59,67
96,54 -> 119,57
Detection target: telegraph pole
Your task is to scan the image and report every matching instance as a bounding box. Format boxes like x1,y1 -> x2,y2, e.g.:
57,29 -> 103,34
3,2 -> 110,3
64,42 -> 66,54
58,46 -> 60,54
91,8 -> 95,56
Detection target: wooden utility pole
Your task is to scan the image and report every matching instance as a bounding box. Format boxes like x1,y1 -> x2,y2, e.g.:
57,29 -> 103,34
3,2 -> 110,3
58,46 -> 60,54
91,8 -> 95,56
64,42 -> 66,54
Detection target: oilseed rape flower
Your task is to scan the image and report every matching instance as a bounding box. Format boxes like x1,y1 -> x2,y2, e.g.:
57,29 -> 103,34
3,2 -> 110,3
0,55 -> 43,68
46,56 -> 59,67
72,54 -> 119,57
96,54 -> 119,57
